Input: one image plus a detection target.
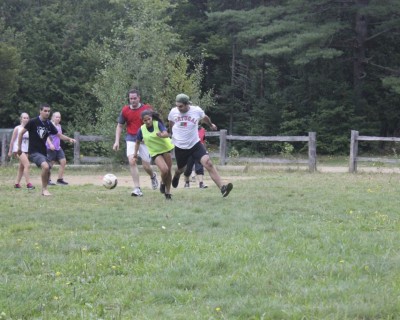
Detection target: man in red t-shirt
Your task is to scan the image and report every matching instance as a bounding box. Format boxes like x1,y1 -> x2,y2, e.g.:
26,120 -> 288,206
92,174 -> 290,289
113,89 -> 159,196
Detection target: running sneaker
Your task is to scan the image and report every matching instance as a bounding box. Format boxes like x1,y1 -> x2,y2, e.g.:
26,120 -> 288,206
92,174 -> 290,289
131,187 -> 143,197
26,183 -> 35,190
184,181 -> 190,188
14,183 -> 22,189
172,173 -> 181,188
199,182 -> 208,189
48,180 -> 56,186
151,172 -> 159,190
160,183 -> 165,194
165,194 -> 172,200
220,183 -> 233,197
57,179 -> 69,185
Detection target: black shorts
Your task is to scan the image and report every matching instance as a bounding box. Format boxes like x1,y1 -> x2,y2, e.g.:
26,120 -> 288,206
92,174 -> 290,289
174,141 -> 207,170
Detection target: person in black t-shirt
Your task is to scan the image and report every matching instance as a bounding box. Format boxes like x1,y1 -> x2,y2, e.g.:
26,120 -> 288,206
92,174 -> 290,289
17,104 -> 76,196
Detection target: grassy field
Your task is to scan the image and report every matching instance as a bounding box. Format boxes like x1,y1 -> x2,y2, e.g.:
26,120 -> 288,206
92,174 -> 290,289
1,165 -> 400,319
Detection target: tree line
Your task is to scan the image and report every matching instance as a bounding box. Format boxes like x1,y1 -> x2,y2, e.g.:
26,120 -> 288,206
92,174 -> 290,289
1,0 -> 399,156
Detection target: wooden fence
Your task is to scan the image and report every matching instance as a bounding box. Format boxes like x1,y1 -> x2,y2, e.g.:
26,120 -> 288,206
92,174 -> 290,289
349,130 -> 400,173
73,130 -> 317,171
0,129 -> 13,166
73,132 -> 111,165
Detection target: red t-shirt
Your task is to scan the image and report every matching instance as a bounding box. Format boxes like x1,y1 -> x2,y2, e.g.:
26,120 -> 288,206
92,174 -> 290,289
118,103 -> 153,136
198,127 -> 206,145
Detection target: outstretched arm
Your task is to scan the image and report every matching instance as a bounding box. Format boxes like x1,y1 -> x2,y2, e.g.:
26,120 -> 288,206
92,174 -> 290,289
202,115 -> 217,131
57,133 -> 76,143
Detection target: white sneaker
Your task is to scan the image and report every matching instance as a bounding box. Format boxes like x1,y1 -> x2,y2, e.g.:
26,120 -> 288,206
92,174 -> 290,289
131,187 -> 143,197
150,172 -> 159,190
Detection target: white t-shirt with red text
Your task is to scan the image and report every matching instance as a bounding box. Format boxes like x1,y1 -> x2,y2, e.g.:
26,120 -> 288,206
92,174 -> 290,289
168,105 -> 205,149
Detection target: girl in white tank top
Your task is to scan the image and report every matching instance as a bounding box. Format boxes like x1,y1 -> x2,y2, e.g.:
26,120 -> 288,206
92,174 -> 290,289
7,113 -> 35,190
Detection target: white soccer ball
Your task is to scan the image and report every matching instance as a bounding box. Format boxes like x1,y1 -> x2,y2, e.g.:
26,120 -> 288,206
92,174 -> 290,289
103,173 -> 118,189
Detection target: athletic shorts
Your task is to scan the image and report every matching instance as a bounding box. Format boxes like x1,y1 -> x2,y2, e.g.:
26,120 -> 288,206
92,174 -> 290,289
126,141 -> 151,163
151,151 -> 172,163
47,148 -> 66,162
29,152 -> 51,168
174,141 -> 207,170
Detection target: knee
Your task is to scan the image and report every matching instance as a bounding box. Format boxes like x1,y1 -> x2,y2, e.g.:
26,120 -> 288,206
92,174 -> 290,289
202,157 -> 213,169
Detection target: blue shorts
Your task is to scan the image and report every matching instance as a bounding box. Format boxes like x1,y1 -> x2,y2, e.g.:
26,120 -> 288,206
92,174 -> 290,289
47,148 -> 66,162
29,152 -> 51,168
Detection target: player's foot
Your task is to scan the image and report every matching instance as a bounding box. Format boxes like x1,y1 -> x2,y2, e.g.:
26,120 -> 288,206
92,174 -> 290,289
48,180 -> 56,186
42,190 -> 52,196
220,183 -> 233,197
27,183 -> 35,190
57,178 -> 68,185
160,183 -> 165,194
131,187 -> 143,197
184,181 -> 190,188
165,194 -> 172,200
14,183 -> 22,189
199,182 -> 208,189
150,172 -> 159,190
172,173 -> 181,188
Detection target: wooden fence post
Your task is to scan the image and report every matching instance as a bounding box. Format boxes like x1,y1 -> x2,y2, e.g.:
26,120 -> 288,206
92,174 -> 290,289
1,134 -> 7,166
308,132 -> 317,172
74,132 -> 81,165
349,130 -> 358,173
219,129 -> 227,165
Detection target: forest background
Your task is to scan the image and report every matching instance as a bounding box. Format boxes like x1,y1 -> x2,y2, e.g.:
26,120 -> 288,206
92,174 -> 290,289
1,0 -> 400,158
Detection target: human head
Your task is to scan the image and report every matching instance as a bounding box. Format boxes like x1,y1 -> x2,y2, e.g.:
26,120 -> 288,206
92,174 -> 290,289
141,110 -> 153,127
141,110 -> 163,126
39,104 -> 51,119
51,112 -> 61,124
175,93 -> 190,113
128,89 -> 141,108
20,112 -> 29,125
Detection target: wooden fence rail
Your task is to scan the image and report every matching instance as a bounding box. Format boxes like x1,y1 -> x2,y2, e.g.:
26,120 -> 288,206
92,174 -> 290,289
206,130 -> 317,171
72,130 -> 317,171
349,130 -> 400,173
73,132 -> 111,164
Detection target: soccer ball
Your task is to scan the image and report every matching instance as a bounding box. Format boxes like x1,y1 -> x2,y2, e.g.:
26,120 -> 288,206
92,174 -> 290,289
103,173 -> 118,189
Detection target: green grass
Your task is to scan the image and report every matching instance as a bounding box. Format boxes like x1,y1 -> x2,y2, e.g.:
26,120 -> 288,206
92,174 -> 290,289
1,166 -> 400,319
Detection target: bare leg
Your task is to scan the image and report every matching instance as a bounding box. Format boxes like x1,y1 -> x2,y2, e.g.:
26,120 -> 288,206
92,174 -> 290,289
141,160 -> 154,178
41,161 -> 51,196
155,154 -> 172,194
19,153 -> 31,185
200,155 -> 223,188
128,155 -> 140,187
58,158 -> 66,180
16,162 -> 24,184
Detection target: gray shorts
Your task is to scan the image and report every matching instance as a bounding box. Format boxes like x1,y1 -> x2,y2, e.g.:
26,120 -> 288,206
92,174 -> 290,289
47,148 -> 66,162
29,152 -> 51,168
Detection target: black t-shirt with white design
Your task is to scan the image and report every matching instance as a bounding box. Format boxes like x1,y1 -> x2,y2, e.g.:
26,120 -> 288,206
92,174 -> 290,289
25,116 -> 58,155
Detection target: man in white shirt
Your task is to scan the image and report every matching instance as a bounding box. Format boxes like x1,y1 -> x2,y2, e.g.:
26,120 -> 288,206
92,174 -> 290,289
168,93 -> 233,197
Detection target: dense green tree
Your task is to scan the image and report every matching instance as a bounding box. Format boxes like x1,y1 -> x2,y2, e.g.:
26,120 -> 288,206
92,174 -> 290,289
204,0 -> 400,153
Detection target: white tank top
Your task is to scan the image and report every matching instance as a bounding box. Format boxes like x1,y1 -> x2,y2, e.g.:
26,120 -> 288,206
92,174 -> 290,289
12,126 -> 29,153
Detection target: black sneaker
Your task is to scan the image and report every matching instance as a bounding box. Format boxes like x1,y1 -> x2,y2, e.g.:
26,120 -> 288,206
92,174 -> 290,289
184,181 -> 190,188
172,173 -> 181,188
199,182 -> 208,189
48,180 -> 56,186
57,179 -> 69,185
165,194 -> 172,200
221,183 -> 233,197
160,183 -> 165,194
